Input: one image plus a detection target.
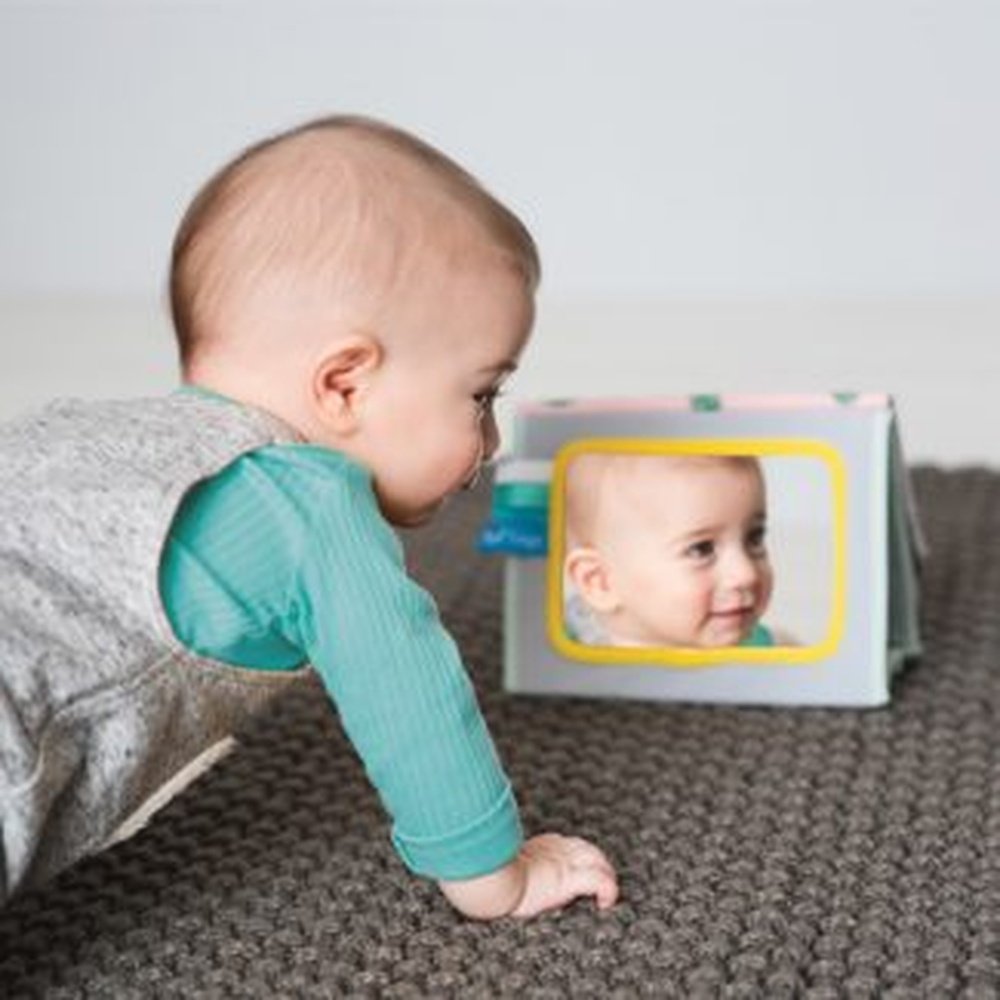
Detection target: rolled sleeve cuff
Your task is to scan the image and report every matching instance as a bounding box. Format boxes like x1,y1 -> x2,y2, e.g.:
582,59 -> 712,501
391,784 -> 523,881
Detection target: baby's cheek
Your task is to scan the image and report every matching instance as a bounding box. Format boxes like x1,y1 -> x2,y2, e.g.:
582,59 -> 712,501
701,585 -> 720,619
631,559 -> 670,595
757,565 -> 775,609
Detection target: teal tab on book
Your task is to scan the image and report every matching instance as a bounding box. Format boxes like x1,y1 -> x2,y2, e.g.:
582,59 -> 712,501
478,468 -> 550,557
492,481 -> 550,514
477,513 -> 548,557
691,393 -> 723,412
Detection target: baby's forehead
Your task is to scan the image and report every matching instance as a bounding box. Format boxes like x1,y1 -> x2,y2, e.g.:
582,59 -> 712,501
601,455 -> 766,519
568,453 -> 762,507
605,454 -> 760,487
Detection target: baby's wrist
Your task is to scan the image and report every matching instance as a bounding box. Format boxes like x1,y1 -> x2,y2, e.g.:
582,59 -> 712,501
437,855 -> 527,920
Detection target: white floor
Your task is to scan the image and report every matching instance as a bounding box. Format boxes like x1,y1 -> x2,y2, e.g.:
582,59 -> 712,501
1,296 -> 996,468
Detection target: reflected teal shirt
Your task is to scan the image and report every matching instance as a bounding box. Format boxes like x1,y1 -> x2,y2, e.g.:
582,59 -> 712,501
159,441 -> 521,880
742,622 -> 775,647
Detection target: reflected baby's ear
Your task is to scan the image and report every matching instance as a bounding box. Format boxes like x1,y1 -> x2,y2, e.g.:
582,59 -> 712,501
565,547 -> 618,613
312,335 -> 382,434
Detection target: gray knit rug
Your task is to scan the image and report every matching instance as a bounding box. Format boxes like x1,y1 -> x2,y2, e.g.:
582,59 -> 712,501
2,467 -> 1000,999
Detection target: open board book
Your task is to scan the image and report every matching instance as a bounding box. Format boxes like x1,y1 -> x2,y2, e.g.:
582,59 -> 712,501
479,393 -> 923,707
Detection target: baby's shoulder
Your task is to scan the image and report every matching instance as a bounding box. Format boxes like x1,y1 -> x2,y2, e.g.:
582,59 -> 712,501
237,444 -> 380,525
247,443 -> 371,492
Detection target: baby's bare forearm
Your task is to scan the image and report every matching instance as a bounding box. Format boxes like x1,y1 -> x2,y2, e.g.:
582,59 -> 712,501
438,833 -> 619,921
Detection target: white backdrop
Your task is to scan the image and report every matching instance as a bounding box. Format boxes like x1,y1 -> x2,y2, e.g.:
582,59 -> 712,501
1,2 -> 998,463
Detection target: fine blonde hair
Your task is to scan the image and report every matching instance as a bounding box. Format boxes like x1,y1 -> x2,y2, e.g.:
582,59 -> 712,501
169,114 -> 541,371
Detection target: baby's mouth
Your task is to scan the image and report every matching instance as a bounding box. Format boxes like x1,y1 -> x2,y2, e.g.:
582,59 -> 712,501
710,605 -> 756,623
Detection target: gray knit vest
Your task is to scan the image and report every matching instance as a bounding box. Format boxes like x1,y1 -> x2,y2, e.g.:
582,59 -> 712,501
0,393 -> 314,902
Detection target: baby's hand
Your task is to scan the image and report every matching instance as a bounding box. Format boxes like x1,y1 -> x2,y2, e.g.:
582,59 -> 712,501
438,833 -> 619,920
509,833 -> 619,918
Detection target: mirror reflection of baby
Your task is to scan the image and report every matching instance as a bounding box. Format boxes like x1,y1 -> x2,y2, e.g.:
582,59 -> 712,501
563,453 -> 790,649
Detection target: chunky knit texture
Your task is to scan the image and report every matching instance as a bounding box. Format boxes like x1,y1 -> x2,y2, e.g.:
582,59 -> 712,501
1,467 -> 999,998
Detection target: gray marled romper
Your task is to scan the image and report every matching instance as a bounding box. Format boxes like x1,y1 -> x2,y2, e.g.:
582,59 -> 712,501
0,394 -> 313,902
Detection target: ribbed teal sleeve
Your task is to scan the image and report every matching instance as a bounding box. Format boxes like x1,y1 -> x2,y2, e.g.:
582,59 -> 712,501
160,444 -> 522,880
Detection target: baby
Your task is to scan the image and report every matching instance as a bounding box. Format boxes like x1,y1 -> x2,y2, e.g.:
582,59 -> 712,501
0,115 -> 617,918
563,452 -> 780,649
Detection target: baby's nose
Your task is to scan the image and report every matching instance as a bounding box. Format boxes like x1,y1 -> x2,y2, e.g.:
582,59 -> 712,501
722,551 -> 759,590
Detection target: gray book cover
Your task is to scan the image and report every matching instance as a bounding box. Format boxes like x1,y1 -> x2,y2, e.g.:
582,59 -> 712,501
481,393 -> 922,707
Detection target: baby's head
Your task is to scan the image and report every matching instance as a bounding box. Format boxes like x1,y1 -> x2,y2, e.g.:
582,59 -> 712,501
170,115 -> 539,526
563,452 -> 773,648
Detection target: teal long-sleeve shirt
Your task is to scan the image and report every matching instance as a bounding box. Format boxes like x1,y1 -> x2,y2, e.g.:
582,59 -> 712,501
159,442 -> 522,880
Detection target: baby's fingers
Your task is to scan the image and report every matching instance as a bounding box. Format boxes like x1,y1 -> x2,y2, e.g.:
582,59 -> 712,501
539,856 -> 617,915
593,865 -> 620,909
512,833 -> 620,917
571,849 -> 619,910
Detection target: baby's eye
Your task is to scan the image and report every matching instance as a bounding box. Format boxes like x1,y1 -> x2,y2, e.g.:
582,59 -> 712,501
473,388 -> 503,415
746,525 -> 768,555
685,539 -> 716,561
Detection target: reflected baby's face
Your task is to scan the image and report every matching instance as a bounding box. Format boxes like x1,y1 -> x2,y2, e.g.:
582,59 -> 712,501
566,456 -> 773,648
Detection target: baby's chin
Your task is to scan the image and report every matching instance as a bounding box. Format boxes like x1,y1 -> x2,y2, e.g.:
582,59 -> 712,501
379,495 -> 450,529
697,617 -> 758,648
630,620 -> 758,649
384,505 -> 440,529
376,466 -> 484,528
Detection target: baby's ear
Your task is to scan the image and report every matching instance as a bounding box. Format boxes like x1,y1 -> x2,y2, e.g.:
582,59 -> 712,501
564,547 -> 619,613
312,335 -> 382,434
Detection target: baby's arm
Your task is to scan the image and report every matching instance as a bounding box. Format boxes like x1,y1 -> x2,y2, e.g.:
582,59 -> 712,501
163,449 -> 620,920
288,459 -> 620,919
439,833 -> 619,920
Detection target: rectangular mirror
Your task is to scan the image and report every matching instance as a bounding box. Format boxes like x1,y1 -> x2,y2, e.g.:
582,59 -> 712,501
550,441 -> 845,665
